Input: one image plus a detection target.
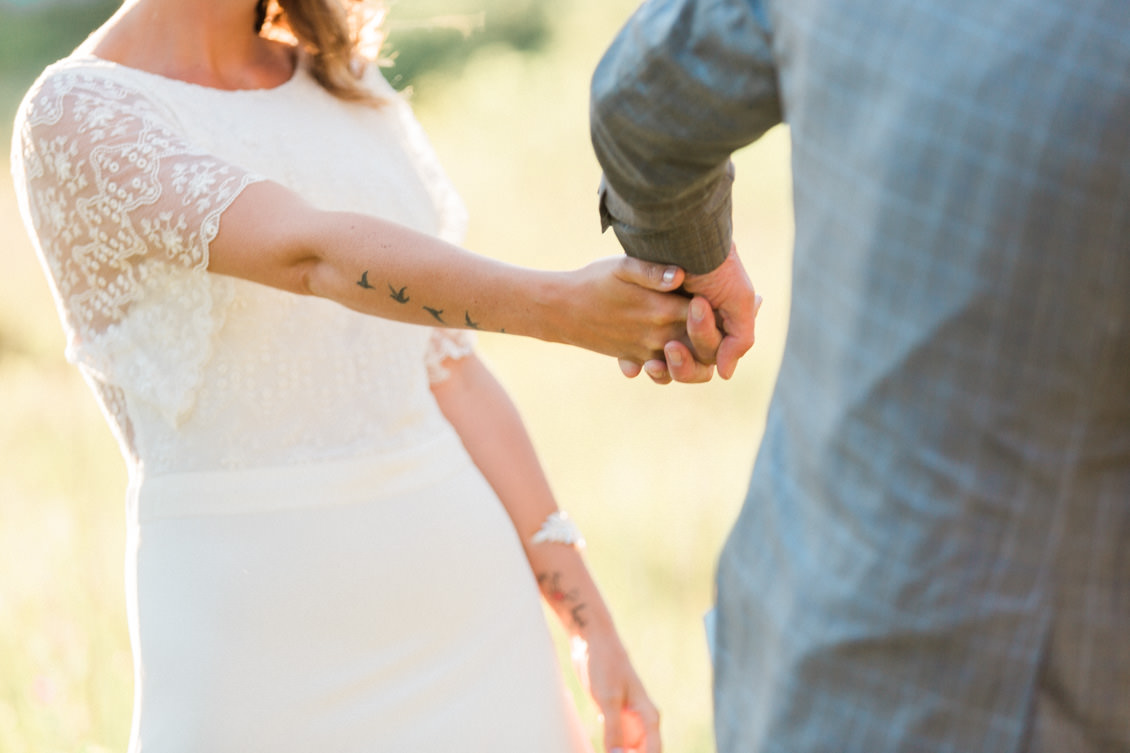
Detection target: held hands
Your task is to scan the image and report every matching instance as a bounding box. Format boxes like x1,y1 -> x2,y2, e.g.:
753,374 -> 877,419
557,246 -> 758,382
619,244 -> 761,384
550,257 -> 689,364
572,632 -> 661,753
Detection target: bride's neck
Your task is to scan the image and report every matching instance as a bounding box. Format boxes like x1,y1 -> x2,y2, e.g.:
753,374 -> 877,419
78,0 -> 294,90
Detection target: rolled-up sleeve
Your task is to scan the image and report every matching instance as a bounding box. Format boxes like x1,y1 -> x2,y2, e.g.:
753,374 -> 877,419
591,0 -> 782,274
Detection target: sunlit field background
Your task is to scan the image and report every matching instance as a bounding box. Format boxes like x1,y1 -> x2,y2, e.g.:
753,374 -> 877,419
0,1 -> 794,751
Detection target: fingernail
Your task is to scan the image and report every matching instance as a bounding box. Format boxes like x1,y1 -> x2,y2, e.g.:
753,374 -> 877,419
667,347 -> 684,367
645,361 -> 666,379
690,298 -> 706,322
662,267 -> 678,285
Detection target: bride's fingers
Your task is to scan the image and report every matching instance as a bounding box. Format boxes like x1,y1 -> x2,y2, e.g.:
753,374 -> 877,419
602,707 -> 626,753
643,358 -> 673,385
617,701 -> 661,753
618,358 -> 643,378
614,257 -> 685,292
640,702 -> 662,753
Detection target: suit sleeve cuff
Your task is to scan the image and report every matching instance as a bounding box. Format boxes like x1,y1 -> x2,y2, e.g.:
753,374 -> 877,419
597,163 -> 734,275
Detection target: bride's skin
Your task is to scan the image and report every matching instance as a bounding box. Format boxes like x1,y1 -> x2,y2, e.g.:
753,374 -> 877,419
433,355 -> 661,753
82,1 -> 662,751
81,0 -> 691,363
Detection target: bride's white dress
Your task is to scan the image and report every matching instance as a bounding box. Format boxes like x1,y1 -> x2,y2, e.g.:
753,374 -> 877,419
11,54 -> 590,753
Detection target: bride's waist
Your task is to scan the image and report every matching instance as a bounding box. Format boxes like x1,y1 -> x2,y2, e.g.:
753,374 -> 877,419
128,429 -> 470,522
127,396 -> 452,473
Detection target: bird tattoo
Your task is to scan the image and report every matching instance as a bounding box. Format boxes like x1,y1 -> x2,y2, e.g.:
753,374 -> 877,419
356,270 -> 375,289
464,312 -> 481,329
388,284 -> 410,304
423,306 -> 445,323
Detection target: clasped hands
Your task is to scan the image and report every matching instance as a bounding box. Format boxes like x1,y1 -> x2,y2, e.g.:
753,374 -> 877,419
620,244 -> 761,384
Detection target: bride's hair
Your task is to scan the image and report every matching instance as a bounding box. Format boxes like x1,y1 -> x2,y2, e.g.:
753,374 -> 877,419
258,0 -> 386,104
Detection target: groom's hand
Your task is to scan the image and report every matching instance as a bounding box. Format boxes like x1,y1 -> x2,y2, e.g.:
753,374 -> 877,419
621,244 -> 761,383
620,294 -> 720,383
614,258 -> 716,383
672,244 -> 760,380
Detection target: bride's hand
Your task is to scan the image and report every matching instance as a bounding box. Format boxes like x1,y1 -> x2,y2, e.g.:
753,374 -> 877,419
539,257 -> 688,364
572,632 -> 661,753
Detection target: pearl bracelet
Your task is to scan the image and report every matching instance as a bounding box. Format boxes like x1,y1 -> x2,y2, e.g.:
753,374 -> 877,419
529,511 -> 586,549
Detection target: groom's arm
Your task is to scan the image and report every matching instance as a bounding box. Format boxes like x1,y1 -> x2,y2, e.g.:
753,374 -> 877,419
590,0 -> 781,378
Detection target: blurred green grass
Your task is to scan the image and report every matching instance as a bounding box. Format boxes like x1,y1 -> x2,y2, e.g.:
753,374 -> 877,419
0,2 -> 793,752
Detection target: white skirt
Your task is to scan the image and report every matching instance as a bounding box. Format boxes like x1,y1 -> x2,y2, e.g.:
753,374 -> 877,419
124,431 -> 589,752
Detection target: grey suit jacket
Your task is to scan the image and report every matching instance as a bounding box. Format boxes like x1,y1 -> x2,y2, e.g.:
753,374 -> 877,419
592,1 -> 1130,751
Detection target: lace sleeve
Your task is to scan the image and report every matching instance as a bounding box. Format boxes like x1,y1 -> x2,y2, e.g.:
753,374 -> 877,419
424,328 -> 477,383
10,67 -> 263,426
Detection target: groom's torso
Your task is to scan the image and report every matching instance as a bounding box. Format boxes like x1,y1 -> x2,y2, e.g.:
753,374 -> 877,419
716,0 -> 1130,751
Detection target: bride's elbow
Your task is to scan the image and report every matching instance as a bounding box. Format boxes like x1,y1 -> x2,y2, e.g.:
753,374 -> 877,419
295,255 -> 333,297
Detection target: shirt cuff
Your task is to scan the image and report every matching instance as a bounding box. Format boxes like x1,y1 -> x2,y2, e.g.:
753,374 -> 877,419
597,163 -> 735,275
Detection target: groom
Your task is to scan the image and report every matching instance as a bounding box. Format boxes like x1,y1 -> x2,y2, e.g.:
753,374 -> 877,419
592,0 -> 1130,751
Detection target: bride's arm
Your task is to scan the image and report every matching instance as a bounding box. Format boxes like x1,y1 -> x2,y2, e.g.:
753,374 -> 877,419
430,352 -> 661,753
210,180 -> 689,364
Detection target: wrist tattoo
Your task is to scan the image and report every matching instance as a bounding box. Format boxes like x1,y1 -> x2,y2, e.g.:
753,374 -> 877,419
537,571 -> 587,630
423,305 -> 445,324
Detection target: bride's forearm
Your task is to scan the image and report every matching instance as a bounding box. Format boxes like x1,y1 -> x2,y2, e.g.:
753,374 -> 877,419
209,181 -> 690,362
303,212 -> 689,362
529,541 -> 620,641
433,354 -> 655,745
431,354 -> 619,641
306,212 -> 556,337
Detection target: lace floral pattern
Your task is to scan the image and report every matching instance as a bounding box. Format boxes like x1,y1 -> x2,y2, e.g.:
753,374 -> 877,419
11,59 -> 477,473
425,328 -> 477,383
12,68 -> 259,430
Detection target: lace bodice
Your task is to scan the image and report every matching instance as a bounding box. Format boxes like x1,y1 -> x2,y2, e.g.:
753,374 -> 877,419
11,55 -> 474,475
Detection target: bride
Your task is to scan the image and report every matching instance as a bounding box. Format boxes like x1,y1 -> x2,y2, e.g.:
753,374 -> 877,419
10,0 -> 676,750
